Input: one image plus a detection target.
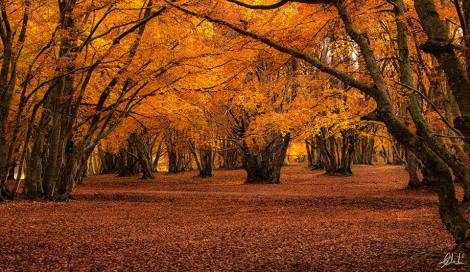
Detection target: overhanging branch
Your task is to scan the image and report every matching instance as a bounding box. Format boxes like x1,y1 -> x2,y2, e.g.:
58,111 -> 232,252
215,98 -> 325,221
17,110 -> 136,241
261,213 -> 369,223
226,0 -> 290,9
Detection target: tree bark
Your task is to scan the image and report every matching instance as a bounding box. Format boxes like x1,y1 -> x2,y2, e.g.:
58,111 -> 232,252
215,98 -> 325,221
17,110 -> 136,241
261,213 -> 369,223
0,1 -> 31,199
391,0 -> 422,189
127,130 -> 156,180
166,129 -> 192,174
116,148 -> 140,177
219,139 -> 242,169
405,149 -> 421,188
99,147 -> 117,174
414,0 -> 470,145
189,140 -> 214,178
242,134 -> 290,184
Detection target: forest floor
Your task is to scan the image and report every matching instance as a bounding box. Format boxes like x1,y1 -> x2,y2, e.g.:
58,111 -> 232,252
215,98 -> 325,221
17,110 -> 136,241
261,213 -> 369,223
0,164 -> 469,271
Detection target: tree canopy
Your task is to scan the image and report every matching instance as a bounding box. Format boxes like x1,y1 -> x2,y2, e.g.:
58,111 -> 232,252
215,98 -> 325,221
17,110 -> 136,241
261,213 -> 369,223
1,0 -> 470,252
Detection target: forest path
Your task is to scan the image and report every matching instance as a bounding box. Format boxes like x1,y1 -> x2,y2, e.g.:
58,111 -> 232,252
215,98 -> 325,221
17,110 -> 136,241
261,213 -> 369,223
0,164 -> 466,271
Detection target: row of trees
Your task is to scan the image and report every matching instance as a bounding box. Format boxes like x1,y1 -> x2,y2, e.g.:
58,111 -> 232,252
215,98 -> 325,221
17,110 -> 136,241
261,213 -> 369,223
162,0 -> 470,251
0,0 -> 220,200
0,0 -> 397,196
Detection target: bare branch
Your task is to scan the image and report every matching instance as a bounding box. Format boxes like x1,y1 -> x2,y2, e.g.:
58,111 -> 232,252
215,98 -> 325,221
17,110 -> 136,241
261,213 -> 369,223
226,0 -> 290,10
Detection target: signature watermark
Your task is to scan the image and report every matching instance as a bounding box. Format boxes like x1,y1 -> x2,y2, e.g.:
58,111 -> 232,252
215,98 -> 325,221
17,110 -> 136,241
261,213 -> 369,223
438,252 -> 466,268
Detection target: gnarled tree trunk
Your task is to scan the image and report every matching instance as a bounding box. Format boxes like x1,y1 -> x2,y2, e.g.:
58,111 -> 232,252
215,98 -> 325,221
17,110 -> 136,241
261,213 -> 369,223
116,148 -> 140,177
166,129 -> 192,174
127,130 -> 156,180
316,128 -> 356,176
189,141 -> 213,178
405,149 -> 421,189
242,134 -> 290,184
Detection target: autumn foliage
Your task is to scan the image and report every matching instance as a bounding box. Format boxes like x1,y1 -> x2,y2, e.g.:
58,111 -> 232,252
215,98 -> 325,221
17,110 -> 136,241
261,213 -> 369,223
1,0 -> 470,262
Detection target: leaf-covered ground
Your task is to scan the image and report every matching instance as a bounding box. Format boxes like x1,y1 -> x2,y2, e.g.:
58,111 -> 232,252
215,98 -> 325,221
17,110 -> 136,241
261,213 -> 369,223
1,165 -> 468,271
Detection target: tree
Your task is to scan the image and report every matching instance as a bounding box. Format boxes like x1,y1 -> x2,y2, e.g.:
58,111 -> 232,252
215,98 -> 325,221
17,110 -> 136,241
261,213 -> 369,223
0,0 -> 31,200
23,0 -> 167,200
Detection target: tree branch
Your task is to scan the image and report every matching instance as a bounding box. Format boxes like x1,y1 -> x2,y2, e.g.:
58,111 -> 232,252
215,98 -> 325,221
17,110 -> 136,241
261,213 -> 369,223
393,79 -> 464,137
165,0 -> 375,95
226,0 -> 290,9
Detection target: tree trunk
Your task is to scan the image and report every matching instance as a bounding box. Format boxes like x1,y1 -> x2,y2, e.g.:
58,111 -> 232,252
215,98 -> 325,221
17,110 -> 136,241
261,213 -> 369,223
219,139 -> 242,169
127,131 -> 155,180
405,149 -> 421,188
168,149 -> 178,173
306,137 -> 324,170
242,134 -> 290,184
335,0 -> 470,250
306,139 -> 313,167
116,149 -> 140,177
316,128 -> 356,176
23,0 -> 78,200
199,145 -> 213,178
166,129 -> 192,174
338,130 -> 356,176
353,136 -> 375,165
98,146 -> 117,174
414,0 -> 470,148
